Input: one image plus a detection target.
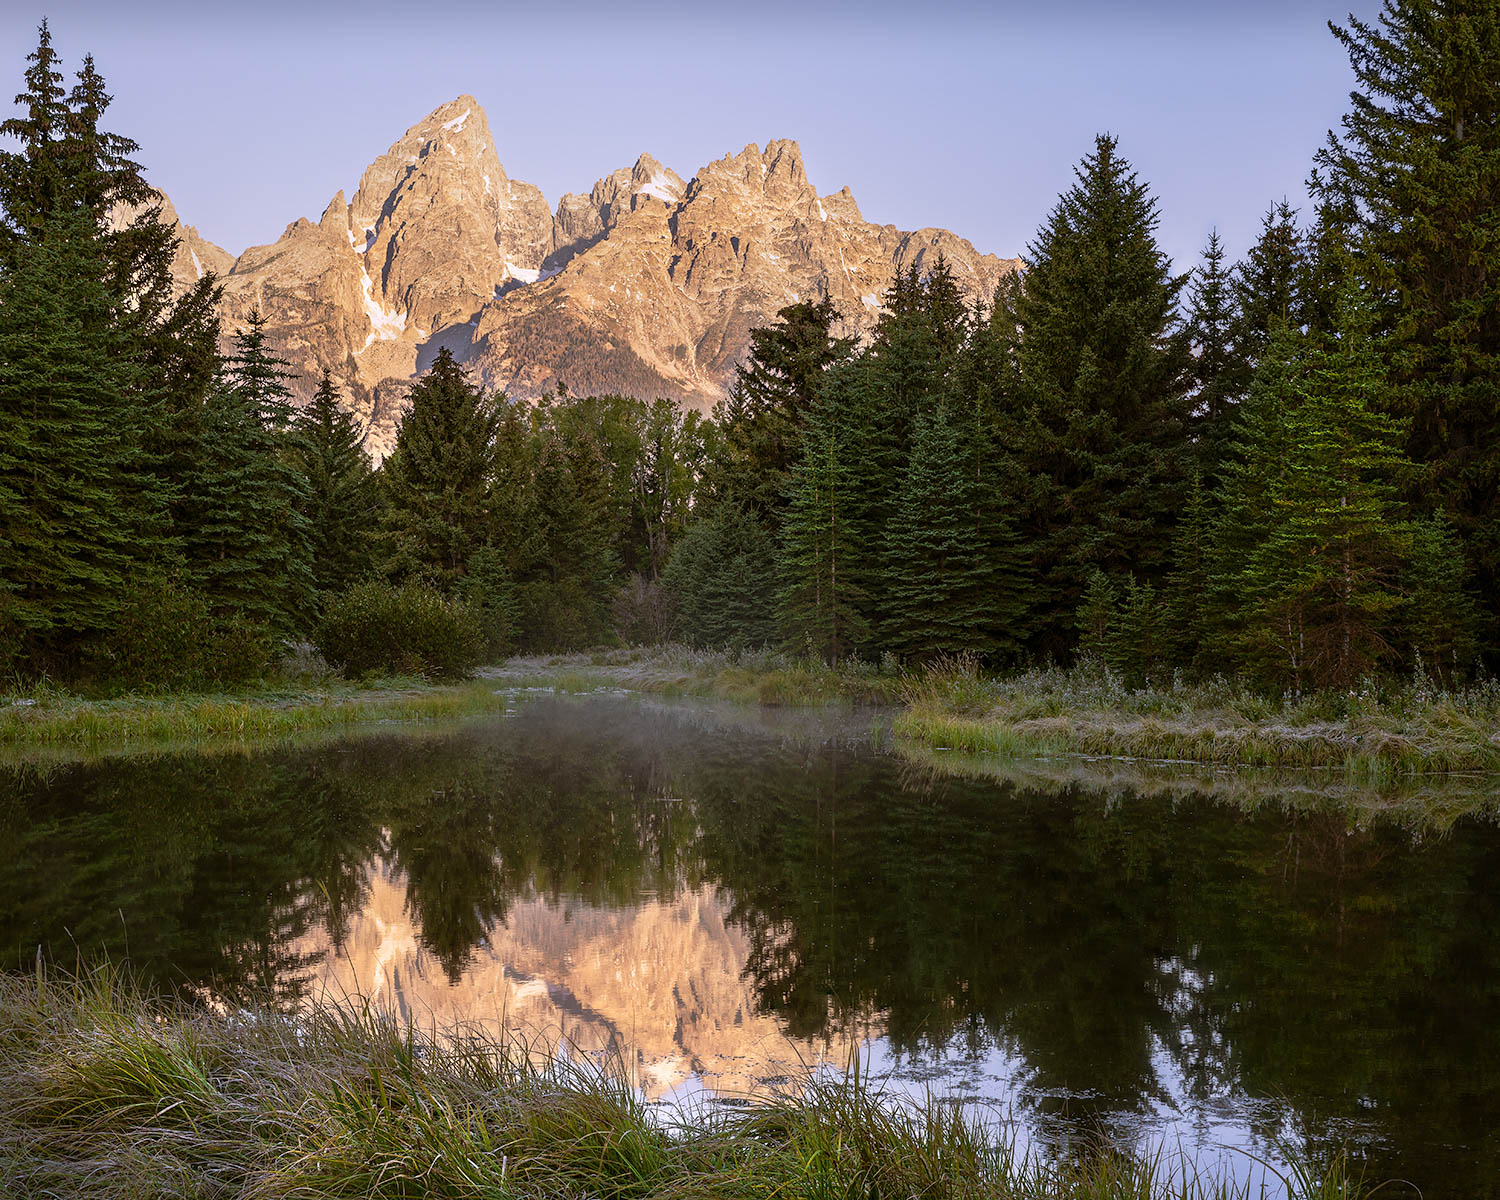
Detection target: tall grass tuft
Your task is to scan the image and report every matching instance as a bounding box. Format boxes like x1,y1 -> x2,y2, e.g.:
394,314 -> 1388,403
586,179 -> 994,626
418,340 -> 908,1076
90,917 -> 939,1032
0,966 -> 1378,1199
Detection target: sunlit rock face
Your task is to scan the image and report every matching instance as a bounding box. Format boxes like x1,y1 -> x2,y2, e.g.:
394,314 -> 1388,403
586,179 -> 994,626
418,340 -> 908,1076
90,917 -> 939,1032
295,853 -> 863,1099
160,95 -> 1019,460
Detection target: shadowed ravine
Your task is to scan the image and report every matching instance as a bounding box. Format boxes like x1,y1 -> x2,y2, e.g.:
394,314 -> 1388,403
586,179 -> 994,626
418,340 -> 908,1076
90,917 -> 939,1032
3,693 -> 1498,1196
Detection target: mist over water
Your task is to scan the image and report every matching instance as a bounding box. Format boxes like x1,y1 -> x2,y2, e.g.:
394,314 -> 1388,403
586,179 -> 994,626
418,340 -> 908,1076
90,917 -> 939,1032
3,693 -> 1497,1195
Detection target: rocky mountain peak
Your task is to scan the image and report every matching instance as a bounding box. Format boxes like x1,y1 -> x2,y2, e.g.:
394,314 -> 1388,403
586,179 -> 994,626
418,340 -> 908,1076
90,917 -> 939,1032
165,97 -> 1020,460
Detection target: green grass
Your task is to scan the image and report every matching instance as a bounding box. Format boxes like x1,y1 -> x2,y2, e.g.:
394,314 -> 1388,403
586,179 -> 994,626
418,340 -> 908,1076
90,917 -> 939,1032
0,675 -> 511,752
0,966 -> 1372,1200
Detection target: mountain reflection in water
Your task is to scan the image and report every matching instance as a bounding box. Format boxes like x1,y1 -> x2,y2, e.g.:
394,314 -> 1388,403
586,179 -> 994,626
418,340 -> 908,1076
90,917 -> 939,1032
3,693 -> 1499,1197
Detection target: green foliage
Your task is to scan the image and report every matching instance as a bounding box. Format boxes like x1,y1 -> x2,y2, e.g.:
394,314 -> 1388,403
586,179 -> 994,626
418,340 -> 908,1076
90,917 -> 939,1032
1232,201 -> 1305,360
379,347 -> 502,588
314,581 -> 482,680
1185,230 -> 1247,484
1214,295 -> 1420,691
711,296 -> 852,526
512,411 -> 618,650
777,367 -> 871,662
1075,571 -> 1118,664
881,404 -> 1030,662
181,312 -> 315,641
662,505 -> 778,650
1315,0 -> 1500,653
0,204 -> 161,670
455,545 -> 517,661
1003,134 -> 1194,658
98,576 -> 272,691
1111,576 -> 1168,687
291,371 -> 376,598
0,27 -> 222,680
1400,518 -> 1478,684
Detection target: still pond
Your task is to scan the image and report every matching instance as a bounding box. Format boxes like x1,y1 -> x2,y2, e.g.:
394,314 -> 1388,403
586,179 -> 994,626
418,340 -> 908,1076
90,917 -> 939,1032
3,693 -> 1498,1196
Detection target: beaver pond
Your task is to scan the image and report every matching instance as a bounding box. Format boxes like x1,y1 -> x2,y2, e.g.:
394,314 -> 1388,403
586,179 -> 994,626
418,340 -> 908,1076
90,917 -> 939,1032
3,692 -> 1498,1196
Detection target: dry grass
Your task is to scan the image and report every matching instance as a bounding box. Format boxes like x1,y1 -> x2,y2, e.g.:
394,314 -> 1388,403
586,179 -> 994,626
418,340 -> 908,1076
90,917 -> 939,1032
0,967 -> 1370,1200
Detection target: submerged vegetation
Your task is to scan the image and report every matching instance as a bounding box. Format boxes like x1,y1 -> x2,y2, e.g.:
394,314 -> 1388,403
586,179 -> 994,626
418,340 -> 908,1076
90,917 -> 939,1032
0,967 -> 1371,1200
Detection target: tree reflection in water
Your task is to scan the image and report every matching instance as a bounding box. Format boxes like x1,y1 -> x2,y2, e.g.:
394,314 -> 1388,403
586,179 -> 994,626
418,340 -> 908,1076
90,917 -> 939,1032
2,695 -> 1497,1192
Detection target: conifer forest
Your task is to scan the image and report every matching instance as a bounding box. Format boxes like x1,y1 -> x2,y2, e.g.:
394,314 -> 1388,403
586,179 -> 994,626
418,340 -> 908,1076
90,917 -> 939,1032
2,4 -> 1498,701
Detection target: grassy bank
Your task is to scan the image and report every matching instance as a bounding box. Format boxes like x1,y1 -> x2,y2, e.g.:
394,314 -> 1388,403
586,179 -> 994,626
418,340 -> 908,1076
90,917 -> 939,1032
0,676 -> 510,751
495,647 -> 1500,777
896,659 -> 1500,778
0,968 -> 1366,1200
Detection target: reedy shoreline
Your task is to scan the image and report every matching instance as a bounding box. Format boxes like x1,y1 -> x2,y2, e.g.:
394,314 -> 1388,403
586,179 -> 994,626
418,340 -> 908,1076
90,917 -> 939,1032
0,968 -> 1367,1200
498,647 -> 1500,779
4,646 -> 1498,783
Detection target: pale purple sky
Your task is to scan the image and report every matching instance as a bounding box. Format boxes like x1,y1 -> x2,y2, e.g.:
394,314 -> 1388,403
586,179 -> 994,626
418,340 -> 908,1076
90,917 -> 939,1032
5,1 -> 1381,274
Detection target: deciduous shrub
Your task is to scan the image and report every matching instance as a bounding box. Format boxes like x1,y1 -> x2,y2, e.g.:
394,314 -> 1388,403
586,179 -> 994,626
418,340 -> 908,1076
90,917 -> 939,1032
314,581 -> 482,680
98,577 -> 275,691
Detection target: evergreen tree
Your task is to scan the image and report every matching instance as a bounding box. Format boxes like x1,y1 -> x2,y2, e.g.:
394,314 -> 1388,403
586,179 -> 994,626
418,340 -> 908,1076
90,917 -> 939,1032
0,26 -> 224,488
1185,231 -> 1246,484
0,205 -> 154,668
1008,134 -> 1193,658
712,296 -> 851,526
182,319 -> 314,640
0,26 -> 222,675
516,419 -> 617,649
777,368 -> 870,662
880,405 -> 1029,662
662,505 -> 779,650
1164,465 -> 1215,674
1075,572 -> 1118,665
1314,0 -> 1500,652
291,370 -> 376,598
1109,576 -> 1168,687
1224,296 -> 1414,691
1231,201 -> 1304,361
1400,518 -> 1478,683
456,545 -> 518,660
380,347 -> 502,588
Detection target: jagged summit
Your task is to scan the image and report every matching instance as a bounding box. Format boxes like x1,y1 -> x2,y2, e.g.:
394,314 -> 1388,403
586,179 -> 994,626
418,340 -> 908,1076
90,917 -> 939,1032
158,96 -> 1020,458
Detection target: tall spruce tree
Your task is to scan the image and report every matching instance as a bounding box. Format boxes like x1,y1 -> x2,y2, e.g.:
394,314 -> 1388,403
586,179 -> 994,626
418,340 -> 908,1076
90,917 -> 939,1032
0,205 -> 154,668
516,418 -> 617,649
880,404 -> 1029,661
662,504 -> 779,650
1314,0 -> 1500,652
1220,295 -> 1415,691
292,370 -> 376,598
182,318 -> 314,640
1185,231 -> 1247,484
712,296 -> 851,527
1007,134 -> 1193,658
380,347 -> 502,587
1232,201 -> 1304,361
0,25 -> 223,675
777,366 -> 870,662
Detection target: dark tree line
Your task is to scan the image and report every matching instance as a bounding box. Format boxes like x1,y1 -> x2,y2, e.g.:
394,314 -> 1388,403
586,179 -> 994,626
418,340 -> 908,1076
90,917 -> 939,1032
668,2 -> 1495,692
3,4 -> 1496,695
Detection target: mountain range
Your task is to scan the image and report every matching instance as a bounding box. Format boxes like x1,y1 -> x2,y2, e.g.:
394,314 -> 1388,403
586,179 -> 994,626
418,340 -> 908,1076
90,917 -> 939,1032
160,96 -> 1020,457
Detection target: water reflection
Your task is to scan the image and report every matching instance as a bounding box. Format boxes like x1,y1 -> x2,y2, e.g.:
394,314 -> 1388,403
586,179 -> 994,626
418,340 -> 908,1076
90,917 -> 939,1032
2,694 -> 1498,1195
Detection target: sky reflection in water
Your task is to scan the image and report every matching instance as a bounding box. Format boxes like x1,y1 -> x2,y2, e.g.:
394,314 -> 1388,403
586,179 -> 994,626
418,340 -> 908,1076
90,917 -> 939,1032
3,693 -> 1498,1197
